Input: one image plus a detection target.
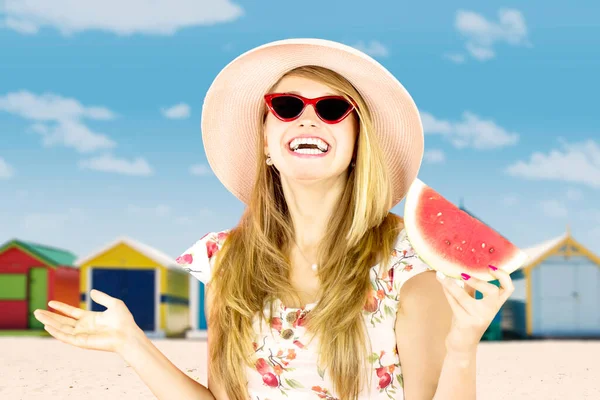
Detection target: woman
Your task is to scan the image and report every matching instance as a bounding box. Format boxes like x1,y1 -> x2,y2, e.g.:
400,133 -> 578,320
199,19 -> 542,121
34,39 -> 514,400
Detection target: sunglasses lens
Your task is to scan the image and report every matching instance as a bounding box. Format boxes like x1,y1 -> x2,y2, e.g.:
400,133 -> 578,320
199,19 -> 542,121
270,96 -> 304,119
316,98 -> 353,122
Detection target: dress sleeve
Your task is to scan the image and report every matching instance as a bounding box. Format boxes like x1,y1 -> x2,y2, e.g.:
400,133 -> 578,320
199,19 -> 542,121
175,230 -> 229,285
390,229 -> 434,298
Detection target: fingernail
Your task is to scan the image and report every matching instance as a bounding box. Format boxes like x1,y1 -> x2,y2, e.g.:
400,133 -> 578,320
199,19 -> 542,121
488,265 -> 497,271
460,273 -> 471,280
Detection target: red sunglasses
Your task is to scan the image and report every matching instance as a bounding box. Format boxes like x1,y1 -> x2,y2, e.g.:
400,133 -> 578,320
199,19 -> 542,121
264,93 -> 356,124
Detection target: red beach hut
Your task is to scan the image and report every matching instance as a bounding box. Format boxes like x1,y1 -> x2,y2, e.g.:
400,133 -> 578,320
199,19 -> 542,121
0,239 -> 79,331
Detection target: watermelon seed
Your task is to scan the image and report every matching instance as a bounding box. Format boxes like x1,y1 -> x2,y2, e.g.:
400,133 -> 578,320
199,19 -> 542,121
471,249 -> 475,252
489,247 -> 495,253
445,240 -> 451,245
437,212 -> 442,217
481,243 -> 486,248
462,240 -> 466,244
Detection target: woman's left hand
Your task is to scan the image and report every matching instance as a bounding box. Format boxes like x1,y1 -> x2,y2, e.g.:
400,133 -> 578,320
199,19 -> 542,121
437,265 -> 515,354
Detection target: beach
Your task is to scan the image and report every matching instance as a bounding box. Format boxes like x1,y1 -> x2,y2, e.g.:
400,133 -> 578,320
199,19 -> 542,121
1,337 -> 599,399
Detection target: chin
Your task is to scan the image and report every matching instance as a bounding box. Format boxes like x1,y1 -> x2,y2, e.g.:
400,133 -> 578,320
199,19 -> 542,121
288,171 -> 326,181
285,168 -> 346,183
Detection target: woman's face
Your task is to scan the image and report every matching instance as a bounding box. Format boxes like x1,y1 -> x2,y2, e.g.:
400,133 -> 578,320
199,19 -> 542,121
263,75 -> 358,183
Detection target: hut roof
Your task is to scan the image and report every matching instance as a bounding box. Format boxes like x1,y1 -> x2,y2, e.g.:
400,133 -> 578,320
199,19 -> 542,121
0,239 -> 78,268
75,236 -> 180,270
519,229 -> 600,271
521,232 -> 569,268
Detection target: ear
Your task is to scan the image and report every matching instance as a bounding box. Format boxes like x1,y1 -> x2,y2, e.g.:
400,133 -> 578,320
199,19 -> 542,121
263,135 -> 270,156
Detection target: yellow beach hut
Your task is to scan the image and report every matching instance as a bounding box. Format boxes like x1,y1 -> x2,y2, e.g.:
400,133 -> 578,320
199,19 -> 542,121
504,229 -> 600,338
76,236 -> 191,338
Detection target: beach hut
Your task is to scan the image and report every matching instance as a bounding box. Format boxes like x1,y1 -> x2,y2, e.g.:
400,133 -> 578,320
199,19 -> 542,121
76,236 -> 191,338
506,229 -> 600,338
0,239 -> 79,331
185,275 -> 209,339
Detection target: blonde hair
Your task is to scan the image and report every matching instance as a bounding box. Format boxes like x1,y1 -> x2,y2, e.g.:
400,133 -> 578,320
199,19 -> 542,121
207,65 -> 403,399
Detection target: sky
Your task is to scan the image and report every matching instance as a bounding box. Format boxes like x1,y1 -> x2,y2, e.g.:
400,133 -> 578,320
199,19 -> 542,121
0,0 -> 599,263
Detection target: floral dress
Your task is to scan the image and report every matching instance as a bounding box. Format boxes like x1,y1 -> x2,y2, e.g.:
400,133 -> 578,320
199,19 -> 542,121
176,228 -> 433,399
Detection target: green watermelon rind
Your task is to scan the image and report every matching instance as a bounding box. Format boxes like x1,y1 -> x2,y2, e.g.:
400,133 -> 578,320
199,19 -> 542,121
403,178 -> 529,282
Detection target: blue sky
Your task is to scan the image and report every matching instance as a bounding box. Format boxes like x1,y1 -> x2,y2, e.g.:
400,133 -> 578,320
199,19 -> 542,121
1,0 -> 599,262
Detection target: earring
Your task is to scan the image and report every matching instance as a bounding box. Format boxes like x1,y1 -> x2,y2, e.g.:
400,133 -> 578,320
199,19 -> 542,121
266,154 -> 273,166
350,161 -> 356,168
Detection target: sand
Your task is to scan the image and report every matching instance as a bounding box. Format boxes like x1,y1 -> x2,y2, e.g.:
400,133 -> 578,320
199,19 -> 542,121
1,337 -> 599,399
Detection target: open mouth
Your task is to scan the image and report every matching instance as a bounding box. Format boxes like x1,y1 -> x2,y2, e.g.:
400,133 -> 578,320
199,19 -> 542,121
288,137 -> 329,155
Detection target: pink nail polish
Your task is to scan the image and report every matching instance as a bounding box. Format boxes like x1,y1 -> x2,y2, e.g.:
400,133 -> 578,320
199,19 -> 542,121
461,273 -> 470,280
488,265 -> 497,271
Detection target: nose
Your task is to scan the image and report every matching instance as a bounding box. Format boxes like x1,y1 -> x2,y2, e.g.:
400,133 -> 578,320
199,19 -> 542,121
296,103 -> 320,127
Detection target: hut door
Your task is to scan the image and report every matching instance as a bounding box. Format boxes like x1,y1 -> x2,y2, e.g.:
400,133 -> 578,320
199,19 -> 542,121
537,262 -> 577,334
28,268 -> 48,329
91,268 -> 155,332
574,261 -> 600,334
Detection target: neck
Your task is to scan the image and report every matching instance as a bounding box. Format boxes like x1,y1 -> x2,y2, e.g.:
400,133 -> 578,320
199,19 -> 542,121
281,174 -> 347,248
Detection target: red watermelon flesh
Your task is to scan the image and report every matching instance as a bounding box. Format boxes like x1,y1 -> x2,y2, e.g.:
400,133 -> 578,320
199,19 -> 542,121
403,179 -> 528,281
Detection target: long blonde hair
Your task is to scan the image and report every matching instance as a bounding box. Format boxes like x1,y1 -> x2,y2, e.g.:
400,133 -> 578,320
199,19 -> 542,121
208,65 -> 403,399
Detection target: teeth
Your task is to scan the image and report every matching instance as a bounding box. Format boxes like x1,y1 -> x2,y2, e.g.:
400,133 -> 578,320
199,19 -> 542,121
294,148 -> 322,155
289,137 -> 329,152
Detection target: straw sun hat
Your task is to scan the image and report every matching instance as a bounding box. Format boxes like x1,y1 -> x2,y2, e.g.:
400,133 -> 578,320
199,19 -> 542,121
200,38 -> 424,207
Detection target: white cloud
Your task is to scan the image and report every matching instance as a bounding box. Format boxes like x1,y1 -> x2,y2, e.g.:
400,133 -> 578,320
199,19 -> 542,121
0,91 -> 115,121
455,9 -> 531,61
175,209 -> 213,225
0,91 -> 117,153
566,188 -> 583,201
175,216 -> 194,226
79,154 -> 153,176
352,40 -> 389,58
161,103 -> 190,119
3,16 -> 37,34
125,206 -> 213,226
444,53 -> 466,64
505,139 -> 600,189
190,163 -> 212,176
29,120 -> 116,153
0,0 -> 244,36
421,111 -> 519,149
22,208 -> 87,232
0,157 -> 14,179
580,209 -> 600,224
540,200 -> 568,218
127,204 -> 171,217
423,149 -> 445,164
588,226 -> 600,247
503,194 -> 519,206
465,43 -> 495,61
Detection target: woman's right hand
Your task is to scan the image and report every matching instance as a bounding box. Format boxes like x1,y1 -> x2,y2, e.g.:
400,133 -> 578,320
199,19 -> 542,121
33,289 -> 141,356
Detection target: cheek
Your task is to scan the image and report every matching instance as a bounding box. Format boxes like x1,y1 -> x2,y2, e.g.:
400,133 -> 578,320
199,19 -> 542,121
264,119 -> 286,152
334,122 -> 358,155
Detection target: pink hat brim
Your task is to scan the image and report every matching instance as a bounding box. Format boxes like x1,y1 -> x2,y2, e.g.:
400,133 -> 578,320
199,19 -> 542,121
201,38 -> 424,207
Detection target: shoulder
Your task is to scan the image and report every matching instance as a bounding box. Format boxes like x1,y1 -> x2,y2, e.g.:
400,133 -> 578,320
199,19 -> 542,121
175,229 -> 231,284
386,223 -> 435,299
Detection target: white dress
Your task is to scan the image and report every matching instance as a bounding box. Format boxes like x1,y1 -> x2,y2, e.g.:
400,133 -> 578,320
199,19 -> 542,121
176,228 -> 433,399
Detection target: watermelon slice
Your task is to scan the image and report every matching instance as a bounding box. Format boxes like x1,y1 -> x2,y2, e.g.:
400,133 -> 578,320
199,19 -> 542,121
403,179 -> 528,281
